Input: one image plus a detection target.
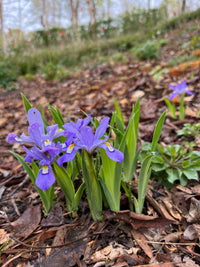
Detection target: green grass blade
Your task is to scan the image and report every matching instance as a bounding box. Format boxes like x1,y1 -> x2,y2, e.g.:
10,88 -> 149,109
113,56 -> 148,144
137,155 -> 153,213
100,148 -> 122,211
179,94 -> 185,120
53,162 -> 75,204
123,98 -> 140,181
99,178 -> 117,211
73,182 -> 85,211
56,106 -> 65,125
151,110 -> 166,152
21,93 -> 32,113
82,151 -> 102,221
164,98 -> 176,119
114,97 -> 124,127
48,104 -> 64,128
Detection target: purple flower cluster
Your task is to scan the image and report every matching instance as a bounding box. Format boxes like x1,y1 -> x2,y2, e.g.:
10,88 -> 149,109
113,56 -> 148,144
58,116 -> 124,167
7,109 -> 124,191
7,108 -> 64,190
169,80 -> 193,100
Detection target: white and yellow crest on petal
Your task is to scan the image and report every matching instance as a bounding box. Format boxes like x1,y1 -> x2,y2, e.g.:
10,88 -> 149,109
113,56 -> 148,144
67,143 -> 76,153
42,165 -> 49,174
44,139 -> 51,146
104,142 -> 114,152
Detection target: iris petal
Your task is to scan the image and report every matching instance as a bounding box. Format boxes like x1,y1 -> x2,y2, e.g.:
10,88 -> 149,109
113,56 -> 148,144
169,81 -> 193,99
7,133 -> 18,144
185,90 -> 193,95
28,123 -> 42,147
169,91 -> 177,100
27,108 -> 45,135
83,114 -> 91,127
95,117 -> 109,139
79,127 -> 94,152
99,143 -> 124,163
35,165 -> 55,190
46,125 -> 58,140
57,147 -> 78,167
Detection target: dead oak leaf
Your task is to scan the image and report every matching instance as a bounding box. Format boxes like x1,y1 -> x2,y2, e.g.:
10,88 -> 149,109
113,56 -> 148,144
11,205 -> 41,239
186,197 -> 200,223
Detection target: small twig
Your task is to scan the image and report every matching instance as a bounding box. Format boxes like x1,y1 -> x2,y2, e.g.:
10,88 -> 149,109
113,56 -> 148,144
73,251 -> 83,267
10,199 -> 20,216
10,231 -> 105,251
2,252 -> 23,267
10,234 -> 89,250
136,239 -> 200,247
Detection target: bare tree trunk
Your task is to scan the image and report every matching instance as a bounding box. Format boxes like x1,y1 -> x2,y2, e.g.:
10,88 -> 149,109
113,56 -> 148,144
42,0 -> 48,30
148,0 -> 150,10
124,0 -> 129,12
107,0 -> 111,20
181,0 -> 186,13
18,0 -> 22,43
52,0 -> 56,27
0,0 -> 7,56
74,0 -> 79,27
90,0 -> 96,24
69,0 -> 79,38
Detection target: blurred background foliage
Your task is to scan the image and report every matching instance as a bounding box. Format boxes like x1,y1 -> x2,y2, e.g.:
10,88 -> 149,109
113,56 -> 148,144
0,0 -> 200,87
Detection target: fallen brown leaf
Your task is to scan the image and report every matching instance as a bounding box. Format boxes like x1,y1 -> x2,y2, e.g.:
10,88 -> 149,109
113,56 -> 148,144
131,228 -> 153,258
11,205 -> 41,239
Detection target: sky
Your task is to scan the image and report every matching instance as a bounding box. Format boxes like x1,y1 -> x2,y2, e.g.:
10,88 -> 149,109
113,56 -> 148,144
2,0 -> 200,33
2,0 -> 164,33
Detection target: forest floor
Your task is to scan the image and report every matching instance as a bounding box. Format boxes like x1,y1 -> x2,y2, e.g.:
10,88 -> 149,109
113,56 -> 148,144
1,19 -> 200,267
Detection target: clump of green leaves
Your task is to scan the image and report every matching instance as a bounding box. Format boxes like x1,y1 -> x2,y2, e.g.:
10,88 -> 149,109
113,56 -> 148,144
112,98 -> 166,213
139,142 -> 200,188
191,35 -> 200,49
42,62 -> 69,81
132,40 -> 160,60
132,39 -> 168,60
167,54 -> 198,67
149,65 -> 169,81
0,57 -> 17,88
111,52 -> 128,63
177,123 -> 200,148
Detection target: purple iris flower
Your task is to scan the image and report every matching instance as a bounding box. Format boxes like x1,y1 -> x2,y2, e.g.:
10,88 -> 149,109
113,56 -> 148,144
21,127 -> 60,190
57,117 -> 124,167
63,115 -> 91,136
7,108 -> 65,191
23,145 -> 56,190
7,108 -> 64,146
169,80 -> 193,100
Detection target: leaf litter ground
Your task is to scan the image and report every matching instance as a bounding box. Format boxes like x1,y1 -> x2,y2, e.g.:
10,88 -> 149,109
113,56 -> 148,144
1,21 -> 200,266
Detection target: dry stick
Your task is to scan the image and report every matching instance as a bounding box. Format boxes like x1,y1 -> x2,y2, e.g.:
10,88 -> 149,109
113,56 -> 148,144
10,231 -> 105,251
10,234 -> 89,250
136,240 -> 200,247
10,233 -> 200,251
2,252 -> 23,267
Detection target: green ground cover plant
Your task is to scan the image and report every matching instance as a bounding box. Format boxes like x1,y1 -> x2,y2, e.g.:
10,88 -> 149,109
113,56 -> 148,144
132,39 -> 168,60
177,123 -> 200,148
139,142 -> 200,188
0,55 -> 17,88
167,54 -> 198,67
